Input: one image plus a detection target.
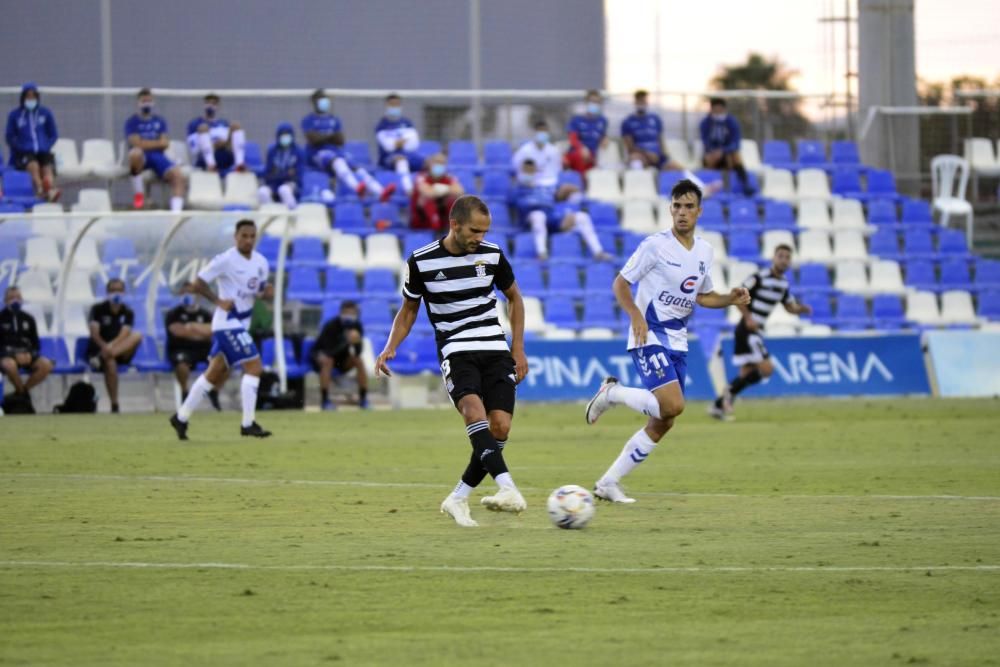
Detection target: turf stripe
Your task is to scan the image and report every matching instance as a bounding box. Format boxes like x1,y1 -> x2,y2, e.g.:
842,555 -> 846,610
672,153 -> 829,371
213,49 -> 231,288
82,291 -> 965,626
4,473 -> 999,501
1,560 -> 998,574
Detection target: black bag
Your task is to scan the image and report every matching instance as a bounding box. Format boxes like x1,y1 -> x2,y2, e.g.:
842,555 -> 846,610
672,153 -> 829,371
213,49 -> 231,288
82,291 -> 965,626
54,381 -> 98,414
2,391 -> 35,415
256,372 -> 303,410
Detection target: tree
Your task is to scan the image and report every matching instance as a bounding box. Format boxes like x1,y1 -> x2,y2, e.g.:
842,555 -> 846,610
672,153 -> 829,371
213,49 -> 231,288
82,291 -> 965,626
918,74 -> 1000,160
710,53 -> 812,142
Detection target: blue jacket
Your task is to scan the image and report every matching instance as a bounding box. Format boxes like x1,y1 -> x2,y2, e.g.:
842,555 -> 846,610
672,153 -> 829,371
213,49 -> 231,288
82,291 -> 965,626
264,123 -> 305,189
5,82 -> 58,159
699,114 -> 741,154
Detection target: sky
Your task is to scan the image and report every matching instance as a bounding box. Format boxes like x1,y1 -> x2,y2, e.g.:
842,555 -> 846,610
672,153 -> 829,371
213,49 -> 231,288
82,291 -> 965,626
605,0 -> 1000,98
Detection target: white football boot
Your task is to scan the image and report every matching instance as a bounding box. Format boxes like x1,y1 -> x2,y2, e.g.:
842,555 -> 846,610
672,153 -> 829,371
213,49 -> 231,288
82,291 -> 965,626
481,487 -> 527,513
585,376 -> 619,425
440,495 -> 479,527
593,480 -> 637,504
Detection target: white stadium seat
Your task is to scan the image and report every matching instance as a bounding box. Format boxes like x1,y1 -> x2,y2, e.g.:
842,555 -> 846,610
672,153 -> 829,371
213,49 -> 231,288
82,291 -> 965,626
258,203 -> 290,237
833,260 -> 869,294
61,305 -> 90,338
222,172 -> 259,209
799,323 -> 833,337
762,168 -> 795,202
59,269 -> 96,304
76,188 -> 112,212
579,327 -> 616,340
868,260 -> 906,296
622,170 -> 658,202
586,169 -> 623,205
940,290 -> 978,326
326,232 -> 366,271
833,229 -> 868,262
699,231 -> 727,264
596,138 -> 623,171
23,303 -> 50,335
166,140 -> 192,176
665,139 -> 696,169
709,262 -> 728,292
52,138 -> 88,180
291,203 -> 331,239
30,203 -> 69,238
187,171 -> 225,210
797,199 -> 832,231
796,168 -> 831,202
906,290 -> 943,326
621,200 -> 658,233
25,237 -> 62,274
522,296 -> 548,334
16,269 -> 55,306
80,139 -> 126,180
964,137 -> 1000,177
365,233 -> 403,270
762,230 -> 795,258
72,238 -> 102,273
797,229 -> 833,264
726,261 -> 758,290
832,198 -> 866,230
740,139 -> 763,174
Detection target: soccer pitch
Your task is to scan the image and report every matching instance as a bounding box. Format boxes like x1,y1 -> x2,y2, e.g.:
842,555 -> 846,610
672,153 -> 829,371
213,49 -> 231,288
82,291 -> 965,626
2,398 -> 998,666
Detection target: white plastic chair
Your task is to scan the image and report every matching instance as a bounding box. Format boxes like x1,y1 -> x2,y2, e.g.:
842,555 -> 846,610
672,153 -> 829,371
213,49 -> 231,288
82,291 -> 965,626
365,234 -> 403,270
72,238 -> 102,273
761,230 -> 796,258
726,261 -> 758,290
699,231 -> 728,264
30,203 -> 69,238
167,140 -> 192,177
522,296 -> 548,334
60,269 -> 97,304
23,303 -> 50,335
326,232 -> 366,271
621,200 -> 658,233
222,172 -> 259,209
709,262 -> 728,292
16,269 -> 55,306
52,138 -> 88,180
797,199 -> 832,231
740,139 -> 762,174
868,260 -> 906,296
622,170 -> 658,202
76,188 -> 112,212
831,199 -> 866,230
80,139 -> 126,180
665,139 -> 696,169
292,203 -> 332,239
905,290 -> 943,326
585,169 -> 623,205
24,237 -> 62,274
833,229 -> 868,262
596,139 -> 623,171
940,290 -> 978,326
259,203 -> 290,237
797,229 -> 833,265
796,168 -> 831,203
930,155 -> 974,242
579,327 -> 615,340
761,168 -> 795,202
833,260 -> 869,294
187,171 -> 225,210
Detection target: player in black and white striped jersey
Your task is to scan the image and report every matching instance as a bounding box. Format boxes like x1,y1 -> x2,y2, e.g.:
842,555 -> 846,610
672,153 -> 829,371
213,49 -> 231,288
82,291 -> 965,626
375,195 -> 529,527
710,244 -> 812,421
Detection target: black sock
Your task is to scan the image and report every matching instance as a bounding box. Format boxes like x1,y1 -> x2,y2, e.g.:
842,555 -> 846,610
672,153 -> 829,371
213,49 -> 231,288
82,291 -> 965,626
461,451 -> 489,488
466,420 -> 508,478
734,164 -> 750,190
729,369 -> 763,397
321,388 -> 329,403
359,387 -> 367,402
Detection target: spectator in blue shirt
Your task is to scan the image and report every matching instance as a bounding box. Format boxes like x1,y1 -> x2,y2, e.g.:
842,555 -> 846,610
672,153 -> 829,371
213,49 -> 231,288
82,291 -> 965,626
257,122 -> 305,208
375,93 -> 424,196
620,89 -> 686,172
5,82 -> 60,202
186,92 -> 247,172
564,89 -> 608,177
125,88 -> 186,211
700,98 -> 752,195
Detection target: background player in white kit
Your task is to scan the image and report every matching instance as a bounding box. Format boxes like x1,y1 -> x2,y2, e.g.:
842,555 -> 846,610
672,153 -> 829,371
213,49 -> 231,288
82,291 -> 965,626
584,179 -> 750,502
169,219 -> 273,440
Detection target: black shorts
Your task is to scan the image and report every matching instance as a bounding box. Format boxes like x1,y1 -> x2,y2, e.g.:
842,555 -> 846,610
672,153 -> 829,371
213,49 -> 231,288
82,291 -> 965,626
169,346 -> 211,368
86,341 -> 137,372
311,348 -> 357,374
441,351 -> 516,415
732,321 -> 769,366
14,151 -> 55,170
1,346 -> 39,369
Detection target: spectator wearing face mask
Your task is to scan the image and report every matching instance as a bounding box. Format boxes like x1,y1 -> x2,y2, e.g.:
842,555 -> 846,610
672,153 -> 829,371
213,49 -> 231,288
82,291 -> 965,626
125,88 -> 187,211
512,121 -> 610,262
5,82 -> 60,202
258,122 -> 305,208
0,286 -> 53,412
700,97 -> 753,195
375,93 -> 424,196
165,286 -> 221,408
186,92 -> 247,172
310,300 -> 368,410
86,279 -> 143,413
302,89 -> 394,203
564,89 -> 608,177
410,153 -> 464,231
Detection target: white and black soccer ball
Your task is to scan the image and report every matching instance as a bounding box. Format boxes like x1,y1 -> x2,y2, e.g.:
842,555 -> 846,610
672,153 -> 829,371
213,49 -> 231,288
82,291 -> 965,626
547,485 -> 596,529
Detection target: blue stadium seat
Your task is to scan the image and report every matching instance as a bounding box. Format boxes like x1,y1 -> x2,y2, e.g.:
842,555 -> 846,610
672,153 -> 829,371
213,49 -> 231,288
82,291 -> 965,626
513,262 -> 545,296
803,296 -> 834,326
374,170 -> 409,205
544,296 -> 580,330
487,230 -> 510,253
869,228 -> 900,260
694,169 -> 724,196
901,200 -> 934,228
550,234 -> 584,264
450,168 -> 478,194
866,169 -> 899,202
867,199 -> 898,226
489,204 -> 513,230
403,232 -> 435,257
902,229 -> 937,260
101,238 -> 137,266
0,242 -> 19,266
132,337 -> 171,373
131,305 -> 165,340
325,267 -> 360,299
582,295 -> 619,329
286,268 -> 324,304
796,139 -> 826,167
301,170 -> 333,204
256,236 -> 281,269
0,218 -> 31,245
260,337 -> 305,378
797,264 -> 833,295
513,232 -> 540,260
872,294 -> 906,329
763,201 -> 796,231
370,202 -> 401,227
588,202 -> 619,228
558,170 -> 583,190
289,237 -> 326,268
621,232 -> 645,259
727,231 -> 759,260
547,265 -> 583,297
830,140 -> 861,168
243,141 -> 266,176
362,268 -> 398,298
320,299 -> 342,323
446,140 -> 478,168
699,199 -> 726,232
333,201 -> 366,231
658,171 -> 685,197
974,260 -> 1000,291
131,270 -> 174,307
481,170 -> 511,200
344,141 -> 373,168
359,298 -> 394,334
727,170 -> 759,196
39,336 -> 85,374
584,263 -> 617,292
483,141 -> 512,168
938,259 -> 971,290
389,335 -> 439,374
831,167 -> 865,201
938,229 -> 970,258
903,260 -> 937,292
728,198 -> 759,228
834,294 -> 871,330
978,290 -> 1000,320
596,230 -> 618,258
417,140 -> 442,162
762,140 -> 796,171
0,170 -> 38,206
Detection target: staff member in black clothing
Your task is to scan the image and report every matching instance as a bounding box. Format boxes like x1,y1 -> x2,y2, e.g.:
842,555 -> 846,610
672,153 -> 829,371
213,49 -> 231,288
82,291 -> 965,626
0,286 -> 53,410
87,278 -> 143,413
165,287 -> 221,409
311,300 -> 368,410
710,244 -> 812,421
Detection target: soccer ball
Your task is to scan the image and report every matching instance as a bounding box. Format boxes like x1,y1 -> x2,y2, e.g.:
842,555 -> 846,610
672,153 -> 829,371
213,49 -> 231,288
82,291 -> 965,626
547,485 -> 596,530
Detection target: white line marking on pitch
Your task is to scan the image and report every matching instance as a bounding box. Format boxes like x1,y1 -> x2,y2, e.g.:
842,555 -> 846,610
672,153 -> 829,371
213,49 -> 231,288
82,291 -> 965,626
0,560 -> 997,575
3,473 -> 998,501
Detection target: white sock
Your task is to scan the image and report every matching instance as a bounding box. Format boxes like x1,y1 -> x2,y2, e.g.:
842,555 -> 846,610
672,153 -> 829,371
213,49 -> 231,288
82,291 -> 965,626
358,168 -> 383,195
451,480 -> 474,499
197,132 -> 216,168
573,211 -> 604,255
257,185 -> 273,205
683,169 -> 706,191
177,375 -> 212,422
567,191 -> 584,204
170,196 -> 184,212
629,159 -> 644,170
600,428 -> 658,484
131,174 -> 144,195
528,210 -> 548,257
495,472 -> 516,489
332,157 -> 360,190
277,183 -> 297,208
231,128 -> 246,166
241,374 -> 260,428
608,383 -> 661,418
321,189 -> 335,204
395,159 -> 413,194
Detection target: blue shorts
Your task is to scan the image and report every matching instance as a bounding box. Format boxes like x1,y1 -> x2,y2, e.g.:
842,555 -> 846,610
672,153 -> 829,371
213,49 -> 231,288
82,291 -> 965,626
195,147 -> 234,171
379,151 -> 424,172
630,344 -> 687,393
312,148 -> 353,172
143,150 -> 176,179
209,329 -> 260,368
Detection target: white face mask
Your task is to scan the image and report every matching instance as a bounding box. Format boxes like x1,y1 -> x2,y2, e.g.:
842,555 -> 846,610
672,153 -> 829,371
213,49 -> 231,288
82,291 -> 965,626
24,99 -> 38,111
713,113 -> 728,121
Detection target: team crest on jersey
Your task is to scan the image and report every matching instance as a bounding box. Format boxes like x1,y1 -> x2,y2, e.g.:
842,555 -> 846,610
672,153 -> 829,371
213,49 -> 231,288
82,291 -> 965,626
475,261 -> 487,278
679,275 -> 699,294
248,277 -> 259,290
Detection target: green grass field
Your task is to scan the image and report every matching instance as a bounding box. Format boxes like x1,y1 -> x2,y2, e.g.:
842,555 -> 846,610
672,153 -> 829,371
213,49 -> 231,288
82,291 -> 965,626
2,398 -> 999,666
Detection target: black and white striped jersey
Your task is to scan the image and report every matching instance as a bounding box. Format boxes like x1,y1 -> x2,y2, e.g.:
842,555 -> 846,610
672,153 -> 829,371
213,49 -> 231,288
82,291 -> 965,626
402,239 -> 515,359
741,269 -> 796,327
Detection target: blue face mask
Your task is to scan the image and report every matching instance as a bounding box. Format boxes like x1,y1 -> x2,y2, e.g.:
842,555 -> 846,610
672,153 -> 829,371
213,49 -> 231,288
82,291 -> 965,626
140,103 -> 154,115
586,102 -> 601,115
385,106 -> 402,119
8,300 -> 22,312
181,294 -> 196,308
535,131 -> 550,145
430,163 -> 446,178
109,293 -> 124,306
204,105 -> 217,118
279,134 -> 293,147
316,97 -> 331,113
24,99 -> 38,111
